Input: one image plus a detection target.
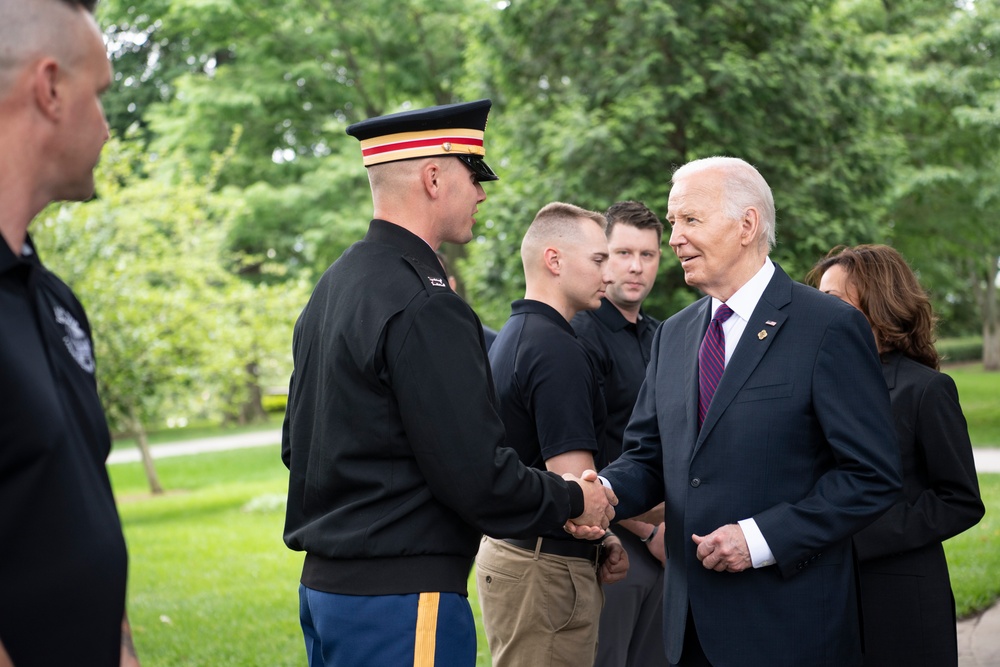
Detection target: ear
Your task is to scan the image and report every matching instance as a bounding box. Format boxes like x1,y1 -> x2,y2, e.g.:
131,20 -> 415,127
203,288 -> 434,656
739,206 -> 760,247
543,247 -> 561,275
33,58 -> 62,121
421,160 -> 443,198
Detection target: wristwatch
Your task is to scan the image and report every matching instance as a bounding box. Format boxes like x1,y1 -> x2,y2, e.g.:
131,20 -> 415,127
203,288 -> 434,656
640,524 -> 659,544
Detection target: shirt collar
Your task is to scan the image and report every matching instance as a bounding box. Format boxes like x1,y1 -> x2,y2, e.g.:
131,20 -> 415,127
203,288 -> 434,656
592,297 -> 652,334
711,258 -> 774,322
592,297 -> 631,332
511,299 -> 577,336
0,233 -> 39,275
364,219 -> 445,279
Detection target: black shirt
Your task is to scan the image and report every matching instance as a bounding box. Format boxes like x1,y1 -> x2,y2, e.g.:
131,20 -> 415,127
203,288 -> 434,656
489,299 -> 607,540
571,298 -> 659,467
282,220 -> 584,597
0,236 -> 128,666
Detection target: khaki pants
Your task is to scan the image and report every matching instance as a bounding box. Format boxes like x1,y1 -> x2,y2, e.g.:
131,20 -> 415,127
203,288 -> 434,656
475,536 -> 604,667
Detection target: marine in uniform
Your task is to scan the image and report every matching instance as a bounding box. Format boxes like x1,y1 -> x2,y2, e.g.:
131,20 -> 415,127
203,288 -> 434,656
281,100 -> 615,667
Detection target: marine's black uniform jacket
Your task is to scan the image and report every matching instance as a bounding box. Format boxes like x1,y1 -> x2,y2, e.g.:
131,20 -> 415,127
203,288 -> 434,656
282,219 -> 585,597
0,236 -> 128,666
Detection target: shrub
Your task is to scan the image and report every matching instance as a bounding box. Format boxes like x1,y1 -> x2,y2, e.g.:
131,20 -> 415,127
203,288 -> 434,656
938,336 -> 983,364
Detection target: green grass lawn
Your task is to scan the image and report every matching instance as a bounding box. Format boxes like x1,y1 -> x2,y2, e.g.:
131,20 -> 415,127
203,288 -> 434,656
112,445 -> 999,666
112,447 -> 302,666
111,446 -> 492,666
946,363 -> 1000,447
946,471 -> 1000,618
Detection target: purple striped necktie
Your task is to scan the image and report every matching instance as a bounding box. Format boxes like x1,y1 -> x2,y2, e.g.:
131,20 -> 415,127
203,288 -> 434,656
698,303 -> 735,428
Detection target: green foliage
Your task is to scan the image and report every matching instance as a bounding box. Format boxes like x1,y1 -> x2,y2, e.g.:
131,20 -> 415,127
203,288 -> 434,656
939,336 -> 984,364
98,0 -> 491,279
32,138 -> 305,436
460,0 -> 898,318
860,0 -> 1000,361
76,0 -> 1000,440
261,393 -> 287,415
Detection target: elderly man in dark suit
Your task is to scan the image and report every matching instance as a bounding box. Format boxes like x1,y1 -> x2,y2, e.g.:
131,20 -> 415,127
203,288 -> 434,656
599,156 -> 902,667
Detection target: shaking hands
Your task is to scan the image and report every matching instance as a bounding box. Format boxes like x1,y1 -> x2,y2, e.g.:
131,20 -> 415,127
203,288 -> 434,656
562,469 -> 617,540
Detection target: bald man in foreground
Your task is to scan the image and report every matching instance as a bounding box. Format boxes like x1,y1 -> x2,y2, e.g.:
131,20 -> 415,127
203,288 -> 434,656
0,1 -> 139,665
476,202 -> 630,667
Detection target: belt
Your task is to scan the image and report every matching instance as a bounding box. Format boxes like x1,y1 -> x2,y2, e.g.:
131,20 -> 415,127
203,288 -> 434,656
502,537 -> 603,565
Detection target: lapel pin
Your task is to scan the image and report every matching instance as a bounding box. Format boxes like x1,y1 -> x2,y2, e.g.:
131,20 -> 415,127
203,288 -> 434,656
765,320 -> 777,327
758,330 -> 767,340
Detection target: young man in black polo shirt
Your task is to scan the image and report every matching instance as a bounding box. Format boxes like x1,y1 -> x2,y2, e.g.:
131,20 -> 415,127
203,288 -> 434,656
476,202 -> 630,666
572,201 -> 668,666
0,1 -> 138,665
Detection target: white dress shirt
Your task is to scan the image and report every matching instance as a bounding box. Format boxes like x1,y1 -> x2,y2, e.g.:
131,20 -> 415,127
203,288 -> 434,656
712,259 -> 777,568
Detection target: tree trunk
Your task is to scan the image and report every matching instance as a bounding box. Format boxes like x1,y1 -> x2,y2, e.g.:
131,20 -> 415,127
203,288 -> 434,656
239,361 -> 268,425
983,256 -> 999,371
129,408 -> 164,495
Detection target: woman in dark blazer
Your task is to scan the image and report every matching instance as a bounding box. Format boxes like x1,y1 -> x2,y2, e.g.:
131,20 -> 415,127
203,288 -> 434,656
809,244 -> 985,666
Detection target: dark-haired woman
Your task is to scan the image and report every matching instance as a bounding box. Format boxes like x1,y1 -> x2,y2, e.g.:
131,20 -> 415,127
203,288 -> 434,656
808,244 -> 985,666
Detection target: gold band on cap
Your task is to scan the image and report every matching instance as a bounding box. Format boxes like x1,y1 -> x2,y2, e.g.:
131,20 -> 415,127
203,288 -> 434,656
359,128 -> 486,166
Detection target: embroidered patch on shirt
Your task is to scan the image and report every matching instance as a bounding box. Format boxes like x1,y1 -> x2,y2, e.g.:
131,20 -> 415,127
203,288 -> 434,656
54,305 -> 95,373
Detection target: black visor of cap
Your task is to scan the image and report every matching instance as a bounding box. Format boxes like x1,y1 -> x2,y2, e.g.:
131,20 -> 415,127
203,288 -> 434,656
457,155 -> 499,182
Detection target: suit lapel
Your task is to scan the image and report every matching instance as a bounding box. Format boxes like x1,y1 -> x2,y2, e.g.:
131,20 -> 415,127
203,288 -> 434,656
696,266 -> 792,450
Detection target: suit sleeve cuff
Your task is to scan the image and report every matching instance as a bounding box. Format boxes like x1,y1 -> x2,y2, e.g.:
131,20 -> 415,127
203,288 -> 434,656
738,518 -> 776,568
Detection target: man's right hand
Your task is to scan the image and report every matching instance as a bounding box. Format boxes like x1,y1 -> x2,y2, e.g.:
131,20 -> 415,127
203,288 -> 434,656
562,470 -> 616,539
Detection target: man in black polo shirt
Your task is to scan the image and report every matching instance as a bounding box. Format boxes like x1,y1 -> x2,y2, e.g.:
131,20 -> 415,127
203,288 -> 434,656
476,202 -> 630,666
572,201 -> 668,666
0,1 -> 138,665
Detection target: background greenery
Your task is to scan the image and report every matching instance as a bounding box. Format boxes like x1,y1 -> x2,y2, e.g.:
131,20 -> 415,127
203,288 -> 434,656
25,2 -> 1000,489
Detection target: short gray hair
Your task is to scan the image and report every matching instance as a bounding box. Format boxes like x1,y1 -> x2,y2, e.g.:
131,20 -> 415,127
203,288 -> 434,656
672,156 -> 776,251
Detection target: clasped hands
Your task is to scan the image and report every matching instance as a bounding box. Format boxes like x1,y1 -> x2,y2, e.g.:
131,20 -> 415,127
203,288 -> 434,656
561,469 -> 617,540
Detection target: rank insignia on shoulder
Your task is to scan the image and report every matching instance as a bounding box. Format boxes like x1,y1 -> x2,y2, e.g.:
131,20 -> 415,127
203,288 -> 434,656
428,277 -> 447,288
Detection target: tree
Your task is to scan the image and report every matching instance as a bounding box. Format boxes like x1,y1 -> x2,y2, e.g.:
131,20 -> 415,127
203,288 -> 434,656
460,0 -> 899,323
862,0 -> 1000,368
98,0 -> 490,279
33,140 -> 305,492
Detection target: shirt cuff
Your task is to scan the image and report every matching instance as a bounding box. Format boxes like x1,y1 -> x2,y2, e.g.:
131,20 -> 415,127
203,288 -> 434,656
598,475 -> 612,490
738,518 -> 776,568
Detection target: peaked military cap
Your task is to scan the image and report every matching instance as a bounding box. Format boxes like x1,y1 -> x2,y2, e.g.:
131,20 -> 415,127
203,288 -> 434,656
345,99 -> 499,182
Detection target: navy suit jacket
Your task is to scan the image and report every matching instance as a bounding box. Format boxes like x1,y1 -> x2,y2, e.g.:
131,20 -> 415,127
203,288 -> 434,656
601,265 -> 902,667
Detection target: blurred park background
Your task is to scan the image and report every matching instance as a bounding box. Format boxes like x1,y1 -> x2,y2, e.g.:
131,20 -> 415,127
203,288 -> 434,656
28,0 -> 1000,663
